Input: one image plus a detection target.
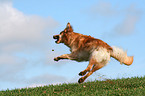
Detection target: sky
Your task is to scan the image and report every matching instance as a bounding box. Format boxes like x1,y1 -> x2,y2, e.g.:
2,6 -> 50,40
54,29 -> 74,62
0,0 -> 145,90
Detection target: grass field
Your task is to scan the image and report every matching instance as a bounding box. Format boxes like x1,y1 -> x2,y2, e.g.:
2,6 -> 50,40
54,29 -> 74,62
0,76 -> 145,96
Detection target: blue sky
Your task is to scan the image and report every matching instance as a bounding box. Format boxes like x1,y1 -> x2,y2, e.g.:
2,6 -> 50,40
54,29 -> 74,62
0,0 -> 145,90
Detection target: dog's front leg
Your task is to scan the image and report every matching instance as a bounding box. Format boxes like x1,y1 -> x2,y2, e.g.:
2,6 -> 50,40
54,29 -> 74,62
54,54 -> 71,61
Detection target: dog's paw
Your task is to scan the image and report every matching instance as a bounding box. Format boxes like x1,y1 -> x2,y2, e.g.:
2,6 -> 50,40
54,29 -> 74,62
78,70 -> 87,76
78,77 -> 85,84
54,57 -> 60,61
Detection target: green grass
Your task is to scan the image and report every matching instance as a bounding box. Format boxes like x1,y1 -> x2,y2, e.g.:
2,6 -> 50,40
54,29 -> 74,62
1,76 -> 145,96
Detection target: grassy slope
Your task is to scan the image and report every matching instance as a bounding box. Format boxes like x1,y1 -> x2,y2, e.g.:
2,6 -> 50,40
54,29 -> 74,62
0,77 -> 145,96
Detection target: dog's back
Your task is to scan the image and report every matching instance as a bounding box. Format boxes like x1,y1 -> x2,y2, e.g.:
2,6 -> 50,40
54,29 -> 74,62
68,32 -> 112,52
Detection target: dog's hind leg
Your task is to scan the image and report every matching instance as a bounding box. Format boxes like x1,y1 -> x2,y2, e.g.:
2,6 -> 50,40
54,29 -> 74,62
78,63 -> 105,83
78,48 -> 110,83
78,58 -> 95,76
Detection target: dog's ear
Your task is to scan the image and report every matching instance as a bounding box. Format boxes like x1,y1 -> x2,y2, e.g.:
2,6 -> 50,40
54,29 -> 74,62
65,22 -> 73,32
67,22 -> 71,28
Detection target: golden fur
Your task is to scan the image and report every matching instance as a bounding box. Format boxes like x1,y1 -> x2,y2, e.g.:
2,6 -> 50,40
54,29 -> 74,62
53,22 -> 133,83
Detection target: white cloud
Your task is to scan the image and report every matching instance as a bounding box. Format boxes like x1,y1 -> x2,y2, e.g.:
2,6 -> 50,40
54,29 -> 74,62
114,5 -> 142,35
88,2 -> 142,35
0,1 -> 59,89
89,1 -> 117,17
27,74 -> 66,84
0,1 -> 58,64
0,3 -> 56,45
27,82 -> 63,89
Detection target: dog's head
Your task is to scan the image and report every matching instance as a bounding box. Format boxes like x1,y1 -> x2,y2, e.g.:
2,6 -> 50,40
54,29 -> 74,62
53,22 -> 73,44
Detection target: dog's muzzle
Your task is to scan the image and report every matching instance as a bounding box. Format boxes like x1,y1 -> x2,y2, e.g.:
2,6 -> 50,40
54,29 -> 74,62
53,35 -> 60,44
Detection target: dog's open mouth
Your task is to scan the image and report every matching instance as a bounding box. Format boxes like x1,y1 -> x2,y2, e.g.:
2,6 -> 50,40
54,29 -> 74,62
53,35 -> 60,43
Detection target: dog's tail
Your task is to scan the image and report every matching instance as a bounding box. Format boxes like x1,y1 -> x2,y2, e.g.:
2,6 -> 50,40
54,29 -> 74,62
110,46 -> 133,66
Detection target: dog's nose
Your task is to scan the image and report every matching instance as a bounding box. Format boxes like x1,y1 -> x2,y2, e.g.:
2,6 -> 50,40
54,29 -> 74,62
53,35 -> 57,39
53,35 -> 59,39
